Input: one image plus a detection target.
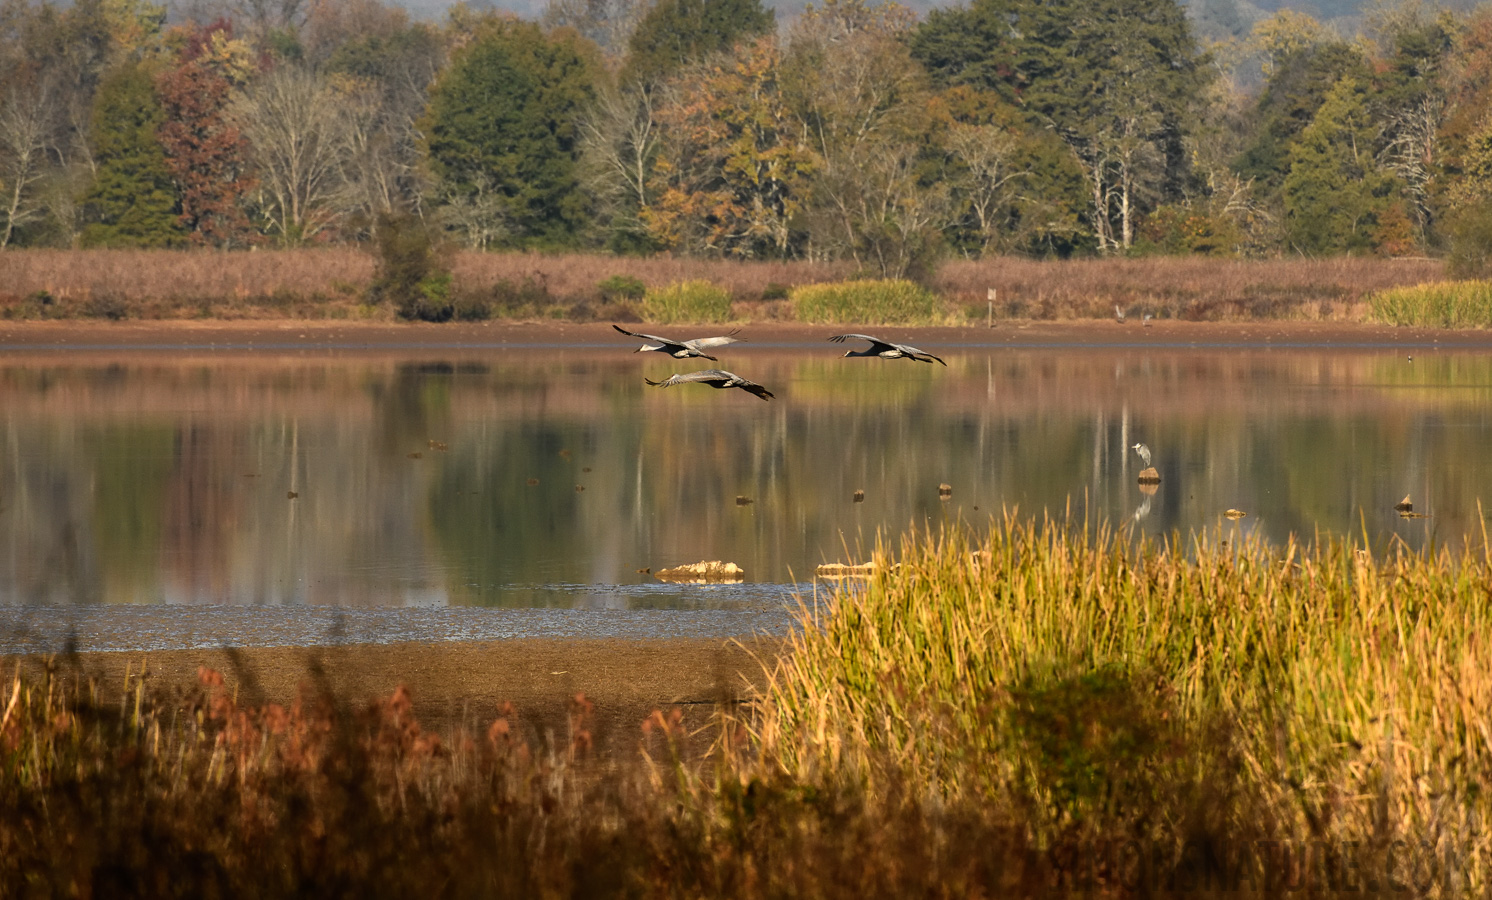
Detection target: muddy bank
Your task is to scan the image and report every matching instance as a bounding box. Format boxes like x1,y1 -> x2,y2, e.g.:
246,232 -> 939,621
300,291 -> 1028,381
8,637 -> 782,755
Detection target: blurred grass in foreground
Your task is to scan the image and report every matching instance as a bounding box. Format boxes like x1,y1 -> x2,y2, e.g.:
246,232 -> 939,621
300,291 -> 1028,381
4,513 -> 1489,896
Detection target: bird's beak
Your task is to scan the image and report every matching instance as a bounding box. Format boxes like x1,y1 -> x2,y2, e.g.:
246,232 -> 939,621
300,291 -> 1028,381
842,351 -> 851,358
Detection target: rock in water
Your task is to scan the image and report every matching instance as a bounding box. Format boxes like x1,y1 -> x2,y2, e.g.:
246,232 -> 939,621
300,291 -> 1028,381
655,561 -> 744,583
1138,467 -> 1161,485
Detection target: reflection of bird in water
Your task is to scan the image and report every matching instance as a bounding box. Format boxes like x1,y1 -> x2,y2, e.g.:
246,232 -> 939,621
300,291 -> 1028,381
829,333 -> 947,366
612,324 -> 743,360
645,369 -> 775,400
1132,442 -> 1152,467
1132,494 -> 1152,522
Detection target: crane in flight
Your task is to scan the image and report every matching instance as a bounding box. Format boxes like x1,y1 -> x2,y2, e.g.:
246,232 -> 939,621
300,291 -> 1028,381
644,369 -> 775,401
828,334 -> 947,366
612,325 -> 743,360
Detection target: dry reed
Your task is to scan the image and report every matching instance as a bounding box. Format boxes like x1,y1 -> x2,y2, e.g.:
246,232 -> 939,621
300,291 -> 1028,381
0,249 -> 1448,323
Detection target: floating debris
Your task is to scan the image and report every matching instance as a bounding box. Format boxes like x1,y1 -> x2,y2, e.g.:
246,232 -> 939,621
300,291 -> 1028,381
816,562 -> 877,579
1394,494 -> 1413,512
636,567 -> 651,575
559,449 -> 572,460
1137,467 -> 1161,485
938,483 -> 952,499
735,495 -> 753,506
583,467 -> 592,473
1224,508 -> 1247,520
1400,510 -> 1431,520
428,440 -> 448,452
853,489 -> 865,503
407,452 -> 422,459
526,478 -> 539,486
575,485 -> 585,492
287,491 -> 298,500
655,561 -> 744,583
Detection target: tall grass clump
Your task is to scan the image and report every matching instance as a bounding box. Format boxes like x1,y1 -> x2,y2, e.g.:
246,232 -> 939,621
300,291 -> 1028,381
789,279 -> 941,324
639,279 -> 733,324
1368,280 -> 1492,327
755,513 -> 1492,883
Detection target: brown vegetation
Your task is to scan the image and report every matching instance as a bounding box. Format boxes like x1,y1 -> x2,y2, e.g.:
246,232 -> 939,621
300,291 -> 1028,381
935,255 -> 1447,320
0,249 -> 1446,323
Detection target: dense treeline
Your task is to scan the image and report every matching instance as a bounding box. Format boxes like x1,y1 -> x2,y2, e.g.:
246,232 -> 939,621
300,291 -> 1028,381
3,0 -> 1492,277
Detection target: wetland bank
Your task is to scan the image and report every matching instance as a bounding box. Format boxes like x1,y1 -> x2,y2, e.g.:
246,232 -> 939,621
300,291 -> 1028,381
4,320 -> 1492,896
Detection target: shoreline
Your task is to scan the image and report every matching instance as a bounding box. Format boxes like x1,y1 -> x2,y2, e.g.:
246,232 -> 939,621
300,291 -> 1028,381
7,636 -> 782,751
3,318 -> 1492,351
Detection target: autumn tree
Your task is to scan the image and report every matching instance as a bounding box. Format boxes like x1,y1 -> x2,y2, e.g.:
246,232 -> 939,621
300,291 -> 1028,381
0,77 -> 55,247
783,0 -> 948,276
422,17 -> 601,247
79,59 -> 184,247
578,82 -> 661,252
324,22 -> 443,235
620,0 -> 773,87
156,21 -> 258,246
939,86 -> 1088,257
645,35 -> 815,258
232,65 -> 352,243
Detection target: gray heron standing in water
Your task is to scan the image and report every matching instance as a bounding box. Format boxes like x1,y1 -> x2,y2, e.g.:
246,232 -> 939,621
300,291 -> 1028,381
1132,443 -> 1152,467
612,325 -> 744,360
645,369 -> 775,401
828,333 -> 947,366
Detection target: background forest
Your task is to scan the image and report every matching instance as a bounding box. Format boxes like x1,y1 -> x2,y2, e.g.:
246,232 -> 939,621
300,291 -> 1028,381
4,0 -> 1492,281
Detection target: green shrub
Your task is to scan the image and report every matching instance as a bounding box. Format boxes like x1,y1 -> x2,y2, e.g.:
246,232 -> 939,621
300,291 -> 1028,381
640,280 -> 732,324
789,279 -> 940,324
598,274 -> 646,302
1367,280 -> 1492,328
370,213 -> 454,322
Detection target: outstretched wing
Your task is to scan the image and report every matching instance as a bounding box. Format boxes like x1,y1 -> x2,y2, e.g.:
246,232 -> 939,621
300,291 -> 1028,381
734,380 -> 774,401
644,369 -> 730,389
683,329 -> 744,351
613,324 -> 685,352
900,344 -> 947,366
828,333 -> 883,345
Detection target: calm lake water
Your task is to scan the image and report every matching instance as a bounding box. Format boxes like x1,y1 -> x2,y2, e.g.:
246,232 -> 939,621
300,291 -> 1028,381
2,337 -> 1489,651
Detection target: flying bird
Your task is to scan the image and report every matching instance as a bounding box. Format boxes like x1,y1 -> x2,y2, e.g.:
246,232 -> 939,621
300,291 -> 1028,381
612,325 -> 743,360
828,334 -> 947,366
644,369 -> 775,401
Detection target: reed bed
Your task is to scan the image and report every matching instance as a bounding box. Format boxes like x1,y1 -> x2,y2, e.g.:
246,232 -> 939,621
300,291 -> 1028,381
789,279 -> 942,324
1368,281 -> 1492,328
0,249 -> 1447,323
757,513 -> 1492,890
639,279 -> 735,324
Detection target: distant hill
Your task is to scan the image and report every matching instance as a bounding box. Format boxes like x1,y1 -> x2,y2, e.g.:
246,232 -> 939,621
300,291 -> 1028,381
388,0 -> 1472,40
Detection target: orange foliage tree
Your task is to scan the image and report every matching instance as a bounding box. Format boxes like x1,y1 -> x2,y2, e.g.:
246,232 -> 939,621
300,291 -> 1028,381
643,35 -> 815,259
156,21 -> 258,247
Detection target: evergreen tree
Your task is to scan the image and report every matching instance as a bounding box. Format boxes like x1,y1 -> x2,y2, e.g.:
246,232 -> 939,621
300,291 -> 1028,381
620,0 -> 774,87
1282,77 -> 1399,255
909,0 -> 1208,251
1233,42 -> 1368,195
80,60 -> 184,247
422,18 -> 601,247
